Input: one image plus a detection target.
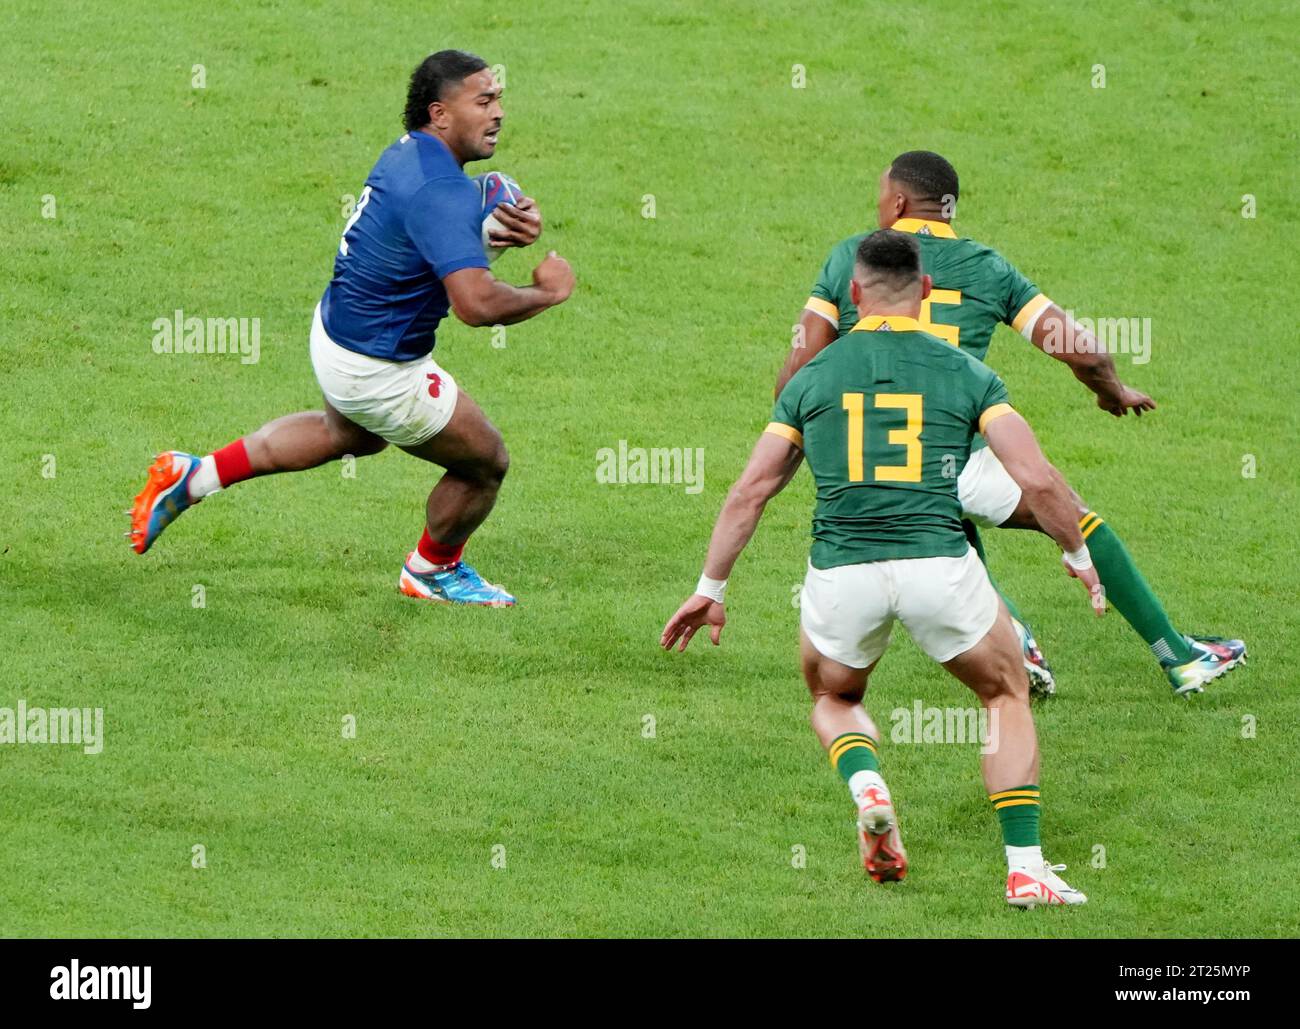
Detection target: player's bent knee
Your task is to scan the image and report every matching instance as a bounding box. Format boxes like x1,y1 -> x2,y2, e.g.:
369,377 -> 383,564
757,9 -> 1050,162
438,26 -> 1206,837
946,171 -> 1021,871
807,683 -> 867,713
1001,664 -> 1032,702
459,441 -> 508,489
969,663 -> 1028,706
441,442 -> 508,492
985,646 -> 1030,703
809,665 -> 868,705
488,441 -> 509,484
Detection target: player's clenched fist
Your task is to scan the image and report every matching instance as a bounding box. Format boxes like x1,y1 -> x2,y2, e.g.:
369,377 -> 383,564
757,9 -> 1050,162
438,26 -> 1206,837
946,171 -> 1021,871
533,250 -> 575,304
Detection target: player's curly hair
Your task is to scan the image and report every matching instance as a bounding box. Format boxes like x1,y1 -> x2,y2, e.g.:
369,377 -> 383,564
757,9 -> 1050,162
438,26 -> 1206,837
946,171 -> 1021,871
889,150 -> 959,204
403,50 -> 489,131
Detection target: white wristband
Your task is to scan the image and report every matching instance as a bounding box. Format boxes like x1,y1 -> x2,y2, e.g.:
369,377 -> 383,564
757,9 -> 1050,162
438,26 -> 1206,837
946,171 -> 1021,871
1063,545 -> 1093,571
695,574 -> 728,604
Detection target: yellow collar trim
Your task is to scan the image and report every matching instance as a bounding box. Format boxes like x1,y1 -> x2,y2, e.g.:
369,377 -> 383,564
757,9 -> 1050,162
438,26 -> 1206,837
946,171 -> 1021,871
890,217 -> 957,239
851,315 -> 924,333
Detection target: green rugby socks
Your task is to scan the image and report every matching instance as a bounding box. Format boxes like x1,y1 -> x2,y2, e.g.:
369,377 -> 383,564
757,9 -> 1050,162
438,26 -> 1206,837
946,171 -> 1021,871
830,732 -> 880,781
1079,512 -> 1196,665
990,784 -> 1043,870
830,732 -> 888,807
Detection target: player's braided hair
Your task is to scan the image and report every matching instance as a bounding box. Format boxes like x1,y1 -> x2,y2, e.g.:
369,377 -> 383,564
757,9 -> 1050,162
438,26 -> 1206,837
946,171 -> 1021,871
888,150 -> 960,204
403,50 -> 489,131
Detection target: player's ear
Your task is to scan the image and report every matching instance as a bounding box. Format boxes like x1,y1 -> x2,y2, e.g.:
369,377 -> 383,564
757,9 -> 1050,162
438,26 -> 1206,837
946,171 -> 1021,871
887,190 -> 905,223
919,273 -> 932,301
849,278 -> 861,306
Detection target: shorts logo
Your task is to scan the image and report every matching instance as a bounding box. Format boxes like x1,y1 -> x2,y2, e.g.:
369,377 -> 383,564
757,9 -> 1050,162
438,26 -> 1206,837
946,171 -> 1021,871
426,372 -> 442,398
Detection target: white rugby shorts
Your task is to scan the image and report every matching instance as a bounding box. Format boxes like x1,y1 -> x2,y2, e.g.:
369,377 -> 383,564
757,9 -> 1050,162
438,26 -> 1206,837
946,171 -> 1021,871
958,446 -> 1022,527
800,547 -> 1000,668
309,304 -> 459,447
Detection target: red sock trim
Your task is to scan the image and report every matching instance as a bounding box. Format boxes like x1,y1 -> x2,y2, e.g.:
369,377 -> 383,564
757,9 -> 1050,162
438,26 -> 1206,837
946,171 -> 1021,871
418,529 -> 464,567
212,439 -> 254,487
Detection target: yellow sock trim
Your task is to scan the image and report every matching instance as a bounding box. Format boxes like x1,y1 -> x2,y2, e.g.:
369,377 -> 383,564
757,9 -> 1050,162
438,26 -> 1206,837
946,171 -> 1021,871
992,797 -> 1041,810
988,788 -> 1040,802
1078,511 -> 1104,538
829,735 -> 877,767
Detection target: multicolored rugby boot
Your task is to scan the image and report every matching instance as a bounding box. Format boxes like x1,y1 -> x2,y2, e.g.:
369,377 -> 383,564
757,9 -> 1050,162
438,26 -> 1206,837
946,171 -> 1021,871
127,451 -> 202,554
1011,617 -> 1056,697
398,555 -> 517,607
1006,861 -> 1087,909
856,784 -> 908,883
1164,635 -> 1248,696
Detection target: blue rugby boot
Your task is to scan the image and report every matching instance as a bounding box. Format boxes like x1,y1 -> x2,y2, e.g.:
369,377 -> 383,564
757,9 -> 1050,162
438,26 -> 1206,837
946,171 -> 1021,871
399,555 -> 517,607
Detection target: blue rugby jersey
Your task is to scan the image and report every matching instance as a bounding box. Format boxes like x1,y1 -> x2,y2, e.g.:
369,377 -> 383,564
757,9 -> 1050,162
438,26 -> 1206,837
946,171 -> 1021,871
320,130 -> 488,361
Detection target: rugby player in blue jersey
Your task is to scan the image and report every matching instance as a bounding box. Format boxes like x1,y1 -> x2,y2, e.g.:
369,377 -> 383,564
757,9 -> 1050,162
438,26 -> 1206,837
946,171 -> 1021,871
128,50 -> 574,606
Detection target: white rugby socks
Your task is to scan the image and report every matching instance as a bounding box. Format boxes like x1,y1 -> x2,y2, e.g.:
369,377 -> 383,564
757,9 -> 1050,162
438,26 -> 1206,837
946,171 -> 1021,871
1006,844 -> 1045,872
848,769 -> 889,808
187,455 -> 222,501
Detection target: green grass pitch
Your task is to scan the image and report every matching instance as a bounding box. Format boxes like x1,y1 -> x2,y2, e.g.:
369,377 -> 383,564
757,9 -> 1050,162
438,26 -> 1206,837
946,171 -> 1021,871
2,0 -> 1297,937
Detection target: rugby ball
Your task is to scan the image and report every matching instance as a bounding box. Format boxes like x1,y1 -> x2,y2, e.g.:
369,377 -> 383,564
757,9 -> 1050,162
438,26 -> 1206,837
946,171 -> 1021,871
472,171 -> 524,263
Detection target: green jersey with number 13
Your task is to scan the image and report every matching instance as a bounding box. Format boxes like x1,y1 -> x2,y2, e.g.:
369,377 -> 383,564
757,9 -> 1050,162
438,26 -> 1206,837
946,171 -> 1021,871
768,314 -> 1015,569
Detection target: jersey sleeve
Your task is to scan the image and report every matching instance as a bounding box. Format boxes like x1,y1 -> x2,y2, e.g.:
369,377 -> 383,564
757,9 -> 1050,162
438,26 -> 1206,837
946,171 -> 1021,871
803,244 -> 847,329
766,376 -> 807,448
403,177 -> 490,279
998,255 -> 1051,337
974,370 -> 1014,433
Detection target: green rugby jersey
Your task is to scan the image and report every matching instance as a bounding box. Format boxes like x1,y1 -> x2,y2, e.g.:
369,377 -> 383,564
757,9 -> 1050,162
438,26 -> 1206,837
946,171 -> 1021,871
804,218 -> 1051,365
769,314 -> 1014,569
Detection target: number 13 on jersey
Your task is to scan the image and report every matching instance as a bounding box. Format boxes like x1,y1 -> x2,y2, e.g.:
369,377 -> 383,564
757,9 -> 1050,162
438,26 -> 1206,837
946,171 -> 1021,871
841,392 -> 923,483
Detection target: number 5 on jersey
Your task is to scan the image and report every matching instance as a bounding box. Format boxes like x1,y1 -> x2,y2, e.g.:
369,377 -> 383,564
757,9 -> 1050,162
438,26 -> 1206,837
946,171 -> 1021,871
842,392 -> 923,483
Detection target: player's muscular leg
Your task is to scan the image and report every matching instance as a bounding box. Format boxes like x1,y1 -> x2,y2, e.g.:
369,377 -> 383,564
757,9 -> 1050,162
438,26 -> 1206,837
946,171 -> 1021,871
400,388 -> 509,546
1000,481 -> 1088,532
942,605 -> 1040,793
995,462 -> 1221,679
243,401 -> 388,474
801,630 -> 881,748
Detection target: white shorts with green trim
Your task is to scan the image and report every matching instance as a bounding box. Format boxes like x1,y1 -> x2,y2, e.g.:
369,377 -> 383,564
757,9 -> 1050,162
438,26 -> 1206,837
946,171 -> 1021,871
309,303 -> 459,448
800,547 -> 1000,669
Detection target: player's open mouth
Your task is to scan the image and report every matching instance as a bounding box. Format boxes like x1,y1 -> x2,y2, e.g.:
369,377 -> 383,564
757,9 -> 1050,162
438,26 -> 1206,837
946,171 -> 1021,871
485,130 -> 499,144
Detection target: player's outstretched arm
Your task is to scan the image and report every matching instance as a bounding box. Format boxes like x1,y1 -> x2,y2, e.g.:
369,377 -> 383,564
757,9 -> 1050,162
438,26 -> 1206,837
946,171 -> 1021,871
774,309 -> 837,397
982,411 -> 1104,615
661,433 -> 805,651
1028,303 -> 1156,417
443,251 -> 574,327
